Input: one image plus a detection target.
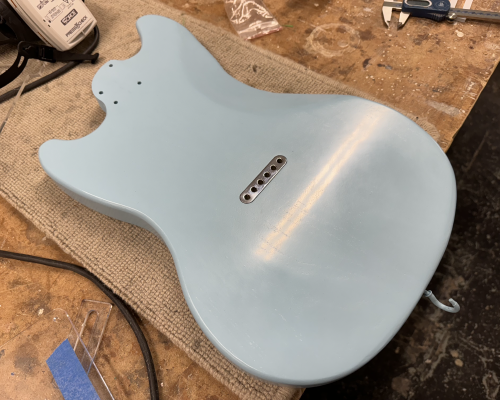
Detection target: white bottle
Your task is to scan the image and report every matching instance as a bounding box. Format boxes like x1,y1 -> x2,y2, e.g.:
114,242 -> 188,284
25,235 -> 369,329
7,0 -> 97,51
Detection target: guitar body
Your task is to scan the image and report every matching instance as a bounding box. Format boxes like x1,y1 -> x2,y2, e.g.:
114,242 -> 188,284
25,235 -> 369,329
39,16 -> 456,386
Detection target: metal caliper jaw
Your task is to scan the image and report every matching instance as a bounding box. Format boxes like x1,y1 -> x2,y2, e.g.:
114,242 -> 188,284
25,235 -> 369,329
382,1 -> 410,29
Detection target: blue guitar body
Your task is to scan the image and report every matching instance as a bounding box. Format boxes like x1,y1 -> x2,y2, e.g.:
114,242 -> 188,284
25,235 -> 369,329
39,16 -> 456,386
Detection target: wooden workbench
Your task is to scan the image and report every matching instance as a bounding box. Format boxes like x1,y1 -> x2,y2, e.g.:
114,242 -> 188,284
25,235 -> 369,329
2,1 -> 499,399
160,0 -> 500,151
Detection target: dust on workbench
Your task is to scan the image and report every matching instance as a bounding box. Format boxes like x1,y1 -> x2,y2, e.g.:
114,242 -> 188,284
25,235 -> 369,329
160,0 -> 500,151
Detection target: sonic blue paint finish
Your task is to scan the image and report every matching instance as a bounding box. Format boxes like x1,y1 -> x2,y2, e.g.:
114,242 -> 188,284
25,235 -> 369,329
39,16 -> 456,386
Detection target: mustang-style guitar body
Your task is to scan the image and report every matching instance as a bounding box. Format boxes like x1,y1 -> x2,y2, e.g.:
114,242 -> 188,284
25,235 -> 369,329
39,16 -> 456,386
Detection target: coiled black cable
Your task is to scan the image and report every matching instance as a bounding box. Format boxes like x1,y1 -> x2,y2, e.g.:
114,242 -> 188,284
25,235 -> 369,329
0,26 -> 100,104
0,249 -> 160,400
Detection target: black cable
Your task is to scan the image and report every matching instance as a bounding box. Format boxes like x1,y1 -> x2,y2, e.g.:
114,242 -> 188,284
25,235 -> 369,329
0,249 -> 160,400
0,26 -> 100,104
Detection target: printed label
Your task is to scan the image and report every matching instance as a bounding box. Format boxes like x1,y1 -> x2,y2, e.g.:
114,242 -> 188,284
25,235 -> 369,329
36,0 -> 49,10
45,6 -> 62,23
61,8 -> 78,25
65,15 -> 87,37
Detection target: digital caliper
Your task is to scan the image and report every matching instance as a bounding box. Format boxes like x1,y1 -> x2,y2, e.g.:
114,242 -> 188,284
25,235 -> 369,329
383,0 -> 500,29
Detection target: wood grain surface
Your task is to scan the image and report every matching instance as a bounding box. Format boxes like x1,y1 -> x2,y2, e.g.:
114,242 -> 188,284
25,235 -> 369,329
159,0 -> 500,150
0,195 -> 239,400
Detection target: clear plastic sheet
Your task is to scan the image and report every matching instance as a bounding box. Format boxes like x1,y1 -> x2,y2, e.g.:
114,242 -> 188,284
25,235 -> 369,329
68,300 -> 113,374
224,0 -> 282,40
0,308 -> 114,400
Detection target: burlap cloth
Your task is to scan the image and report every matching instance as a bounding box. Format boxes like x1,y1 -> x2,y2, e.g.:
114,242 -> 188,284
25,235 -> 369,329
0,0 -> 438,399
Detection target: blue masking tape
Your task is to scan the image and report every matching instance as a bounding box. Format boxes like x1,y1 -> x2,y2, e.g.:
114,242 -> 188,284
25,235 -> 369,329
46,339 -> 100,400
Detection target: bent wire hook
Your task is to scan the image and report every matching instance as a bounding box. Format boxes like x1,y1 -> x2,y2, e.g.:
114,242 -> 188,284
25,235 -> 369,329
423,290 -> 460,313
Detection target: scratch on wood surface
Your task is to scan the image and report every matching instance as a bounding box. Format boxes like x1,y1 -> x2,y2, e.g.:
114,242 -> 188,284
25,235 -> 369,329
483,371 -> 500,400
427,100 -> 461,117
464,130 -> 490,174
421,331 -> 450,382
463,77 -> 482,101
305,24 -> 360,58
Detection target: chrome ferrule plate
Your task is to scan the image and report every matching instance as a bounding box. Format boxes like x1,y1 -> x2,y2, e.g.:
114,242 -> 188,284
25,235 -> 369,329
240,155 -> 287,204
